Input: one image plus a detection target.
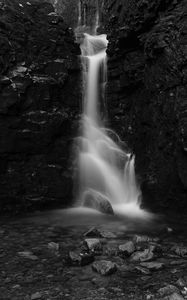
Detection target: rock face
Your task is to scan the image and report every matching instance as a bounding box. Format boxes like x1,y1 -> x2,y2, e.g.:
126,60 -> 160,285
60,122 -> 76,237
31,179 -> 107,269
102,0 -> 187,212
83,189 -> 114,215
0,0 -> 81,213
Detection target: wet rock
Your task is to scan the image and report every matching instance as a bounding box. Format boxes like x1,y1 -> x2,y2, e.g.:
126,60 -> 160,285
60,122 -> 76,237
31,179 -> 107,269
118,264 -> 138,278
18,251 -> 38,261
158,285 -> 180,297
84,239 -> 102,252
84,227 -> 103,238
0,0 -> 81,214
171,246 -> 187,257
103,0 -> 187,211
176,278 -> 187,287
83,190 -> 114,215
69,251 -> 94,266
135,266 -> 151,275
104,244 -> 119,257
133,235 -> 160,243
166,293 -> 185,300
47,242 -> 59,252
119,241 -> 135,256
31,292 -> 42,300
84,227 -> 117,239
131,247 -> 154,262
170,260 -> 187,265
92,260 -> 117,276
99,230 -> 117,239
140,262 -> 164,270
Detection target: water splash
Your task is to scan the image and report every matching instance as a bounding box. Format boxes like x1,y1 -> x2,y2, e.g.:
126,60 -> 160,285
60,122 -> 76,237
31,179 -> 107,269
76,2 -> 152,220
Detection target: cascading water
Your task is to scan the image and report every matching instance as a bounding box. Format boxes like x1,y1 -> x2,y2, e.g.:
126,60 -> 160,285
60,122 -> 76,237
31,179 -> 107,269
76,1 -> 152,219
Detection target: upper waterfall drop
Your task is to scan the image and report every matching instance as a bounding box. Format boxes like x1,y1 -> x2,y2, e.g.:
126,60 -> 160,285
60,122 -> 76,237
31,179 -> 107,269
76,1 -> 152,220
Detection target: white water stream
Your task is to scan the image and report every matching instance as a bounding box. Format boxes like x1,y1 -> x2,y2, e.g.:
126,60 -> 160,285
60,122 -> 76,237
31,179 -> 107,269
76,2 -> 152,220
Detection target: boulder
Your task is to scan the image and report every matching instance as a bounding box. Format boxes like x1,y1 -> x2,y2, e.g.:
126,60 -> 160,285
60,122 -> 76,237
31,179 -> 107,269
140,262 -> 164,270
84,227 -> 116,238
69,251 -> 94,266
167,293 -> 185,300
84,238 -> 102,253
171,246 -> 187,257
83,190 -> 114,215
158,285 -> 180,297
131,248 -> 154,262
119,241 -> 135,256
92,260 -> 117,276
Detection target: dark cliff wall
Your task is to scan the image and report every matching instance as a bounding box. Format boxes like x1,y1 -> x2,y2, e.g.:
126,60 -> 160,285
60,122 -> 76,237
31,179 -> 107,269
49,0 -> 79,28
103,0 -> 187,212
0,0 -> 81,213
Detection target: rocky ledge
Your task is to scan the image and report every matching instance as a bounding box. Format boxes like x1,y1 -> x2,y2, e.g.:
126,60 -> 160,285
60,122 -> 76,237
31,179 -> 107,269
0,0 -> 81,214
102,0 -> 187,212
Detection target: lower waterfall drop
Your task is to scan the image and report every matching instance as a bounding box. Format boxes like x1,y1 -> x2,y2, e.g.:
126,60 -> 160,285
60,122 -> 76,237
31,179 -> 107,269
76,13 -> 152,220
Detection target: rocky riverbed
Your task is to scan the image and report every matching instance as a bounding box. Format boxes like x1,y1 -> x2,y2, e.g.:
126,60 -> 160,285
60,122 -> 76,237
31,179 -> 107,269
1,210 -> 187,300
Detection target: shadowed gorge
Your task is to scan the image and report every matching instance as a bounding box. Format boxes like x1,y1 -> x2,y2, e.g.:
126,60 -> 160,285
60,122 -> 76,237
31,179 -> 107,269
0,1 -> 187,299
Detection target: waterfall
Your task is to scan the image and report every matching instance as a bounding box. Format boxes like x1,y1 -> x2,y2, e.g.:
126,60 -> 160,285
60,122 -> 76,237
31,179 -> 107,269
76,1 -> 151,219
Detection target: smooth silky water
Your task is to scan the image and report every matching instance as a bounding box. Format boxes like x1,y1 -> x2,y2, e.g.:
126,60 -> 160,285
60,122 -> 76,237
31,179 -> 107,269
75,10 -> 153,220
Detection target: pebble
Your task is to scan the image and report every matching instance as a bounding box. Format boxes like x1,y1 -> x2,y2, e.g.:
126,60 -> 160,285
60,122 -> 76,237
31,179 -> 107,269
135,266 -> 151,275
84,227 -> 102,238
140,262 -> 164,270
176,278 -> 186,287
104,244 -> 119,256
31,292 -> 42,300
119,241 -> 135,256
158,285 -> 179,297
12,284 -> 21,289
131,248 -> 154,262
18,251 -> 38,260
47,242 -> 59,252
167,293 -> 185,300
133,235 -> 160,243
84,227 -> 116,238
85,238 -> 102,252
171,246 -> 187,257
69,251 -> 94,266
92,260 -> 117,276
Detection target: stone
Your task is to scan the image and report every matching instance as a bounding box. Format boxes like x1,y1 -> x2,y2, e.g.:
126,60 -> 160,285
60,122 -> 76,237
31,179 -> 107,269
99,230 -> 117,239
167,293 -> 185,300
119,241 -> 135,256
176,278 -> 186,287
48,242 -> 59,252
131,248 -> 154,262
69,251 -> 94,266
171,246 -> 187,257
0,0 -> 80,214
18,251 -> 38,261
170,260 -> 187,265
84,239 -> 102,252
158,285 -> 179,297
31,292 -> 42,300
135,266 -> 151,275
104,244 -> 119,257
133,235 -> 160,243
83,190 -> 114,215
84,227 -> 103,238
117,264 -> 135,273
140,262 -> 164,270
92,260 -> 117,276
84,227 -> 117,239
